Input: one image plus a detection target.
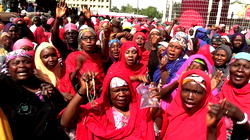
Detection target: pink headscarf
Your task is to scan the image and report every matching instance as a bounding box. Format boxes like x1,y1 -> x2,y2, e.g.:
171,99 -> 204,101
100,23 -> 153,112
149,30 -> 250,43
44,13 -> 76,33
13,38 -> 34,51
64,23 -> 78,32
47,18 -> 55,25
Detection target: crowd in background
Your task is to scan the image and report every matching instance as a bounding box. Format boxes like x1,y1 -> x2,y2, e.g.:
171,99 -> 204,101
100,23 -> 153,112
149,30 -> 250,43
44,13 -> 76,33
0,0 -> 250,140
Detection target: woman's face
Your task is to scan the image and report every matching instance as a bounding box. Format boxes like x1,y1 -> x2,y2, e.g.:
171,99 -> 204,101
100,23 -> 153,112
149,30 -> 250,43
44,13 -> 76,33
1,36 -> 12,49
110,85 -> 131,111
135,35 -> 145,47
230,59 -> 250,88
213,49 -> 228,67
181,81 -> 206,111
80,31 -> 97,52
189,29 -> 194,36
20,45 -> 33,51
110,42 -> 121,60
8,26 -> 20,41
157,46 -> 167,58
150,31 -> 161,41
8,57 -> 33,81
167,42 -> 183,61
189,61 -> 206,71
233,35 -> 243,49
124,47 -> 138,66
101,22 -> 110,32
212,37 -> 222,48
40,47 -> 58,70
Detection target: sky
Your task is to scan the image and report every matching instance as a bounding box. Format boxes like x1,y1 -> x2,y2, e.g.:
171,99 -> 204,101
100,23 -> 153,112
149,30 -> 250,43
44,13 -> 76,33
111,0 -> 181,12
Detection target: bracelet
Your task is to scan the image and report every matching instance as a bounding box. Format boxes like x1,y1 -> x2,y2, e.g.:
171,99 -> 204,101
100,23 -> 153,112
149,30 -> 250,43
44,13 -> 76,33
236,113 -> 248,125
77,90 -> 85,98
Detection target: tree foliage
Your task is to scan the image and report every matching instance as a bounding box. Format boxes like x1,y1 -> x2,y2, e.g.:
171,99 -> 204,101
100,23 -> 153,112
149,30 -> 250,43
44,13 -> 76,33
111,4 -> 162,19
120,4 -> 136,13
139,6 -> 162,18
110,6 -> 119,13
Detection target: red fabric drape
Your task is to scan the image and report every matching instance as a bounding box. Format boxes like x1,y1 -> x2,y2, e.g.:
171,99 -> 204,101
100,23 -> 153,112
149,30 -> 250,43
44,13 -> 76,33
219,80 -> 250,117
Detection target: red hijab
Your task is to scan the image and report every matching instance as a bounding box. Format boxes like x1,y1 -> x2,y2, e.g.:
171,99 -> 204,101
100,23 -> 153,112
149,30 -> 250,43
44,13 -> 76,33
63,50 -> 105,95
76,71 -> 155,140
108,41 -> 148,88
161,70 -> 226,140
197,44 -> 215,65
219,80 -> 250,117
132,32 -> 150,66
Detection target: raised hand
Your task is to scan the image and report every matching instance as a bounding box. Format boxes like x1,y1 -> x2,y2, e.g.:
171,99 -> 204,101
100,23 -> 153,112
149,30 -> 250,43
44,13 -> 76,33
56,0 -> 67,18
160,55 -> 168,70
82,4 -> 91,19
211,70 -> 223,90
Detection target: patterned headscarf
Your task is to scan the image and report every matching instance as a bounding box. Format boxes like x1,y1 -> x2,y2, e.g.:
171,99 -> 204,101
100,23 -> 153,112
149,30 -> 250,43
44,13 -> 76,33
182,74 -> 206,90
78,27 -> 97,41
109,39 -> 122,47
5,49 -> 33,64
170,32 -> 189,50
110,77 -> 128,88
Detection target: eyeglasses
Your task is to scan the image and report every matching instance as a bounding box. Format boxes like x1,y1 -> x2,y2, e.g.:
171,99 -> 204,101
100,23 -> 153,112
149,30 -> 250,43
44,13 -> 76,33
81,36 -> 96,41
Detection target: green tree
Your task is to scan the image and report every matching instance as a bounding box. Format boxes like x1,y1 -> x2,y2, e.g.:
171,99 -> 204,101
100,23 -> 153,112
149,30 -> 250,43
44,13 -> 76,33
110,6 -> 120,12
120,4 -> 136,13
139,6 -> 162,18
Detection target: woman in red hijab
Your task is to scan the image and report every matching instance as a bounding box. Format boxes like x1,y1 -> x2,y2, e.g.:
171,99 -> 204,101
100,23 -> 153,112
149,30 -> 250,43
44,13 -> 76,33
219,52 -> 250,139
132,32 -> 150,66
63,27 -> 110,96
107,41 -> 148,88
60,71 -> 155,140
160,69 -> 226,140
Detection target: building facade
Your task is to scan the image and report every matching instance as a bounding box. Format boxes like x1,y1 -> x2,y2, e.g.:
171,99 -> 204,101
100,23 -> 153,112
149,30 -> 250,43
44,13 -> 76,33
66,0 -> 111,12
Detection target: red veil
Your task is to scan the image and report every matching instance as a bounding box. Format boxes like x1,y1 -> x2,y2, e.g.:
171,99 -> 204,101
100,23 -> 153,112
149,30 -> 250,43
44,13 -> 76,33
219,80 -> 250,117
107,41 -> 148,88
161,70 -> 226,140
75,71 -> 155,140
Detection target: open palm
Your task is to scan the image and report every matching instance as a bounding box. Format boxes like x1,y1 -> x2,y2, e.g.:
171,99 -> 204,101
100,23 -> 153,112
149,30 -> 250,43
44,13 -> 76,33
56,0 -> 67,18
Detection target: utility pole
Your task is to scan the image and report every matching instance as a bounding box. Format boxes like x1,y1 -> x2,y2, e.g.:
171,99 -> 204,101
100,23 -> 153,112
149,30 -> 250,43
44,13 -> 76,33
168,0 -> 173,22
206,0 -> 213,27
162,0 -> 167,22
216,0 -> 222,25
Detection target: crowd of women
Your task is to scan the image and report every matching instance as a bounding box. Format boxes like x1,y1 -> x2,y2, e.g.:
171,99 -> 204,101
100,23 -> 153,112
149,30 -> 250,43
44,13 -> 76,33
0,0 -> 250,139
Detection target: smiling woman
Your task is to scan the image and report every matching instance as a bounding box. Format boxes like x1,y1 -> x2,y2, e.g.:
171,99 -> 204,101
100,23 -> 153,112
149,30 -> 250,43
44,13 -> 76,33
219,52 -> 250,139
0,49 -> 68,139
212,44 -> 232,91
34,42 -> 74,102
